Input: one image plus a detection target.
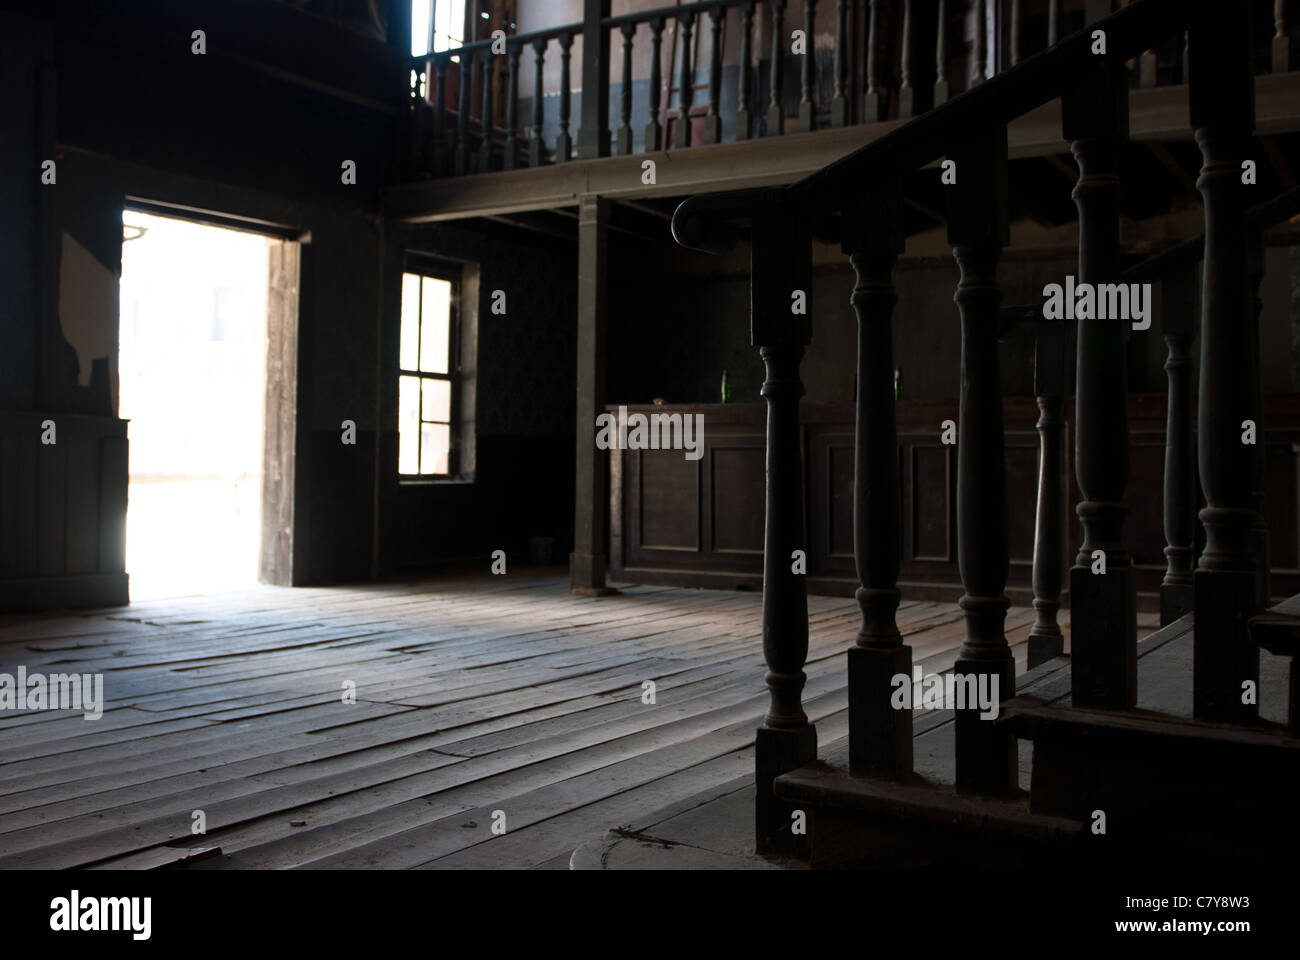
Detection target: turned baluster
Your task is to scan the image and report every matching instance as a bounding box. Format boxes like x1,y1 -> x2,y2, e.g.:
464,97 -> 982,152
971,0 -> 987,85
765,0 -> 786,135
1274,0 -> 1291,73
935,0 -> 950,105
617,23 -> 636,155
738,3 -> 755,139
433,58 -> 450,175
1190,8 -> 1260,723
1047,0 -> 1060,46
504,46 -> 521,170
455,48 -> 474,176
677,12 -> 696,148
1064,60 -> 1137,710
898,0 -> 919,118
864,0 -> 883,120
843,184 -> 912,779
529,38 -> 547,166
830,0 -> 847,126
1009,0 -> 1021,66
557,32 -> 574,162
1028,321 -> 1066,668
752,208 -> 816,857
798,0 -> 819,132
646,18 -> 665,150
1160,264 -> 1196,625
705,7 -> 724,144
949,127 -> 1015,797
478,53 -> 494,171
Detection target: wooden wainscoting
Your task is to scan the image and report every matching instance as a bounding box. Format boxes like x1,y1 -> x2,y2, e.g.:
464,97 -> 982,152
608,396 -> 1300,609
0,411 -> 128,611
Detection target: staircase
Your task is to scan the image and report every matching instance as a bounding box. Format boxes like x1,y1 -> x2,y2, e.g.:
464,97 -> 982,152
670,0 -> 1300,868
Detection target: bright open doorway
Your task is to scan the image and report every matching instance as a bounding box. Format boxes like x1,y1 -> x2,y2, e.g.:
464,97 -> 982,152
119,209 -> 272,599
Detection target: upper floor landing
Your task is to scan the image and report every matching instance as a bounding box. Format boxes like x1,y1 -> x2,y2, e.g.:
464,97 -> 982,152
387,0 -> 1300,223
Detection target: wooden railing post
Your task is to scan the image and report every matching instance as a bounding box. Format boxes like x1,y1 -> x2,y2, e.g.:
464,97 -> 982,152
798,0 -> 819,132
1048,0 -> 1061,45
504,46 -> 521,170
577,0 -> 612,159
617,23 -> 636,154
970,0 -> 987,85
678,12 -> 696,147
646,18 -> 665,150
831,0 -> 848,126
1027,320 -> 1066,667
949,126 -> 1015,797
557,31 -> 575,162
765,0 -> 786,135
1160,263 -> 1196,625
530,38 -> 547,167
456,49 -> 474,175
738,3 -> 756,139
842,183 -> 912,780
705,6 -> 725,144
478,54 -> 494,171
1009,0 -> 1022,66
1063,58 -> 1137,710
1190,6 -> 1260,723
752,206 -> 816,856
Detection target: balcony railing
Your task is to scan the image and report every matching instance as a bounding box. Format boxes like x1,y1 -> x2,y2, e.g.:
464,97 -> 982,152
403,0 -> 1300,180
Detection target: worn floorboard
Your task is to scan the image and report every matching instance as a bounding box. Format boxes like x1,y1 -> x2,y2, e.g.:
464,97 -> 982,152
0,569 -> 1103,869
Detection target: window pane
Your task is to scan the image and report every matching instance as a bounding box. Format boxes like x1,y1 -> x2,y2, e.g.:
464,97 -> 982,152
398,375 -> 421,474
419,276 -> 451,374
421,422 -> 450,475
400,273 -> 421,371
411,0 -> 431,56
422,378 -> 451,423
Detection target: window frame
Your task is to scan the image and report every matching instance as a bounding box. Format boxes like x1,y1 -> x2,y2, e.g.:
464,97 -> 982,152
398,259 -> 462,481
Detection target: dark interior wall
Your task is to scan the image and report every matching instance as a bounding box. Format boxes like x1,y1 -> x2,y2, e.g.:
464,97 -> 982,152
379,219 -> 579,572
608,245 -> 1078,407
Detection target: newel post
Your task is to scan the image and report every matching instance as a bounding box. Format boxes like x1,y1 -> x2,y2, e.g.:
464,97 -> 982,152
949,127 -> 1016,796
1190,7 -> 1260,723
1063,56 -> 1137,710
842,181 -> 912,779
752,206 -> 816,856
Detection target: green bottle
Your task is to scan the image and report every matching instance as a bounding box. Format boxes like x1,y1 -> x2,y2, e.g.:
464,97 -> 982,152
894,367 -> 904,401
721,369 -> 732,403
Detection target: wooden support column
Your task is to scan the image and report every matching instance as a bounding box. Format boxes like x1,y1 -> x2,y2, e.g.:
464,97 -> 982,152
577,0 -> 612,159
843,183 -> 912,780
1160,263 -> 1196,625
1064,58 -> 1137,710
1248,227 -> 1271,611
571,195 -> 615,597
949,128 -> 1015,797
752,207 -> 816,856
1190,7 -> 1259,723
1027,319 -> 1066,667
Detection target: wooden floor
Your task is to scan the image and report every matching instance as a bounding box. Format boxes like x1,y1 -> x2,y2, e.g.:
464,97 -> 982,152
0,570 -> 1076,870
